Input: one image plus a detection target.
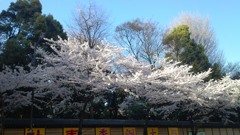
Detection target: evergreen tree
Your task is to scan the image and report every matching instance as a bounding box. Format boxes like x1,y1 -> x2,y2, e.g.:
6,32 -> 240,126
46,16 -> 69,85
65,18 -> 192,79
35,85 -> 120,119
180,39 -> 211,73
163,25 -> 191,61
0,0 -> 67,70
163,25 -> 222,79
205,63 -> 223,81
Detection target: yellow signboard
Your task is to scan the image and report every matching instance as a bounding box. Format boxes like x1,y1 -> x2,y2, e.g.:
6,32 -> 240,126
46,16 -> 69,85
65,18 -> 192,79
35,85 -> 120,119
147,128 -> 158,135
123,127 -> 136,135
168,128 -> 179,135
64,128 -> 79,135
96,127 -> 110,135
25,128 -> 45,135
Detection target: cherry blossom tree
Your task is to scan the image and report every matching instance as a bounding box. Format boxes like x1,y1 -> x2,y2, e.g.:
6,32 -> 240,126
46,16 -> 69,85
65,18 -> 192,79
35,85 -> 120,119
117,58 -> 240,123
117,59 -> 210,116
0,37 -> 145,135
202,75 -> 240,122
36,38 -> 135,135
0,65 -> 52,115
37,38 -> 119,115
116,58 -> 240,135
1,37 -> 240,135
0,65 -> 53,135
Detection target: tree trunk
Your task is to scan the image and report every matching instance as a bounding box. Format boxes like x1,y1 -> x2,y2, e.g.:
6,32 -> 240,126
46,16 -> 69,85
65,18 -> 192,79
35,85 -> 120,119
78,103 -> 85,135
113,92 -> 118,118
0,116 -> 3,135
0,96 -> 3,135
143,108 -> 150,135
30,90 -> 34,135
143,119 -> 148,135
191,120 -> 197,135
78,99 -> 91,135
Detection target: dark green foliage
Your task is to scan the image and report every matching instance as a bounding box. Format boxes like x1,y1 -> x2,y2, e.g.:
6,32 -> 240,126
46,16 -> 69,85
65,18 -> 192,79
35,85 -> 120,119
163,25 -> 210,73
163,25 -> 222,79
180,39 -> 211,73
0,0 -> 67,119
0,39 -> 32,69
205,63 -> 223,81
163,25 -> 191,61
0,0 -> 67,70
125,103 -> 147,120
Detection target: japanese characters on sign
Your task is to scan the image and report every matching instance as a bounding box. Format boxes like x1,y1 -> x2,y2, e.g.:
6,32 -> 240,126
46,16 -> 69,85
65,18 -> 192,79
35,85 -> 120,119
123,127 -> 136,135
96,127 -> 110,135
64,128 -> 79,135
168,128 -> 179,135
147,128 -> 158,135
25,128 -> 45,135
24,127 -> 181,135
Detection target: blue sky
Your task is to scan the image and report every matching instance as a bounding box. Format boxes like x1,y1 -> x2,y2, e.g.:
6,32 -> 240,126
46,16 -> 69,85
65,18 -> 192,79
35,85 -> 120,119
1,0 -> 240,63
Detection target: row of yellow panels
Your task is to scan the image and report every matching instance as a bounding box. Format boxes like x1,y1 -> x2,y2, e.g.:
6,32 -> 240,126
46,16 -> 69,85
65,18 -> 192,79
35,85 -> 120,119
2,127 -> 240,135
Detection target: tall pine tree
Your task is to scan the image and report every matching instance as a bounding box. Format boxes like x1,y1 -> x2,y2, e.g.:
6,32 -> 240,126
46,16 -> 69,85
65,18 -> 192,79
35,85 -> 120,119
0,0 -> 67,70
163,25 -> 221,79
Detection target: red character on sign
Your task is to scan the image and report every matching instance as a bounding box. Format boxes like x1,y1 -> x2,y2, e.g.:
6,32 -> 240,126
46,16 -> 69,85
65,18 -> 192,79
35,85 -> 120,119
27,130 -> 42,135
98,128 -> 108,135
66,129 -> 78,135
125,129 -> 134,135
150,129 -> 156,135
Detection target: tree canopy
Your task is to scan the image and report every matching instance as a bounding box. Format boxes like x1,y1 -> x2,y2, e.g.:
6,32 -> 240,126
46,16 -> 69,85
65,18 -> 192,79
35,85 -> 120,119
115,19 -> 164,66
170,12 -> 223,65
163,25 -> 210,72
68,3 -> 109,48
163,25 -> 222,79
1,1 -> 240,129
1,38 -> 240,124
0,0 -> 67,70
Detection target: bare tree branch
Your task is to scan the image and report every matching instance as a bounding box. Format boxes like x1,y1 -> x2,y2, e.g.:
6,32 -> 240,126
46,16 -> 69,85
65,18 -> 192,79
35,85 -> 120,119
115,19 -> 164,67
68,3 -> 109,48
